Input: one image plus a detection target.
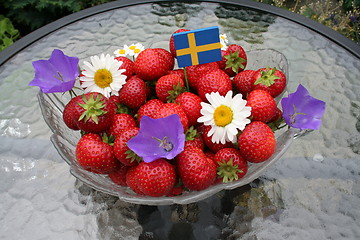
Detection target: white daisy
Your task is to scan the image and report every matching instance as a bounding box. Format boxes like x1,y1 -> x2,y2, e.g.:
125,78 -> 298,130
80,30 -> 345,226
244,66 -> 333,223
197,91 -> 252,144
128,43 -> 145,57
220,34 -> 228,50
114,45 -> 130,57
80,54 -> 127,98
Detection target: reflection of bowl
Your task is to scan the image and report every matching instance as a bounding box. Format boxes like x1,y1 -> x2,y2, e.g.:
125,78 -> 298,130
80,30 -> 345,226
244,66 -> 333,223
38,49 -> 296,205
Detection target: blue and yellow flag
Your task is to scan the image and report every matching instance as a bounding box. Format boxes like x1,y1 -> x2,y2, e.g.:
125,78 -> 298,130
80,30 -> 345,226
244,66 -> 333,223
173,26 -> 222,68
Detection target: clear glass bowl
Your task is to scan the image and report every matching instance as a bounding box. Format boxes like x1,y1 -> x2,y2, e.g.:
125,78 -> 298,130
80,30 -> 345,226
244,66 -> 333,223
38,49 -> 298,205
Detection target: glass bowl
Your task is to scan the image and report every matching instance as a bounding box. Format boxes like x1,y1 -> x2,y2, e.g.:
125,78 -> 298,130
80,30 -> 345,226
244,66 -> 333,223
38,49 -> 297,205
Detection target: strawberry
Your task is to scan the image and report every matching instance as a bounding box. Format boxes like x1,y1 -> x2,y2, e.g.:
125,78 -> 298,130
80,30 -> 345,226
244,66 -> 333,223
176,146 -> 216,191
233,69 -> 256,97
153,48 -> 175,71
108,95 -> 121,105
76,133 -> 121,174
251,67 -> 286,98
156,103 -> 189,132
197,69 -> 232,102
213,148 -> 248,183
134,48 -> 171,81
185,62 -> 219,91
108,164 -> 131,186
107,113 -> 137,137
167,69 -> 185,80
137,99 -> 164,122
65,92 -> 116,133
175,92 -> 202,126
202,124 -> 233,153
118,75 -> 147,109
238,121 -> 276,163
113,127 -> 141,166
169,28 -> 190,57
134,159 -> 177,197
155,74 -> 185,102
217,44 -> 247,77
246,89 -> 277,123
126,167 -> 144,195
63,97 -> 80,130
115,56 -> 134,79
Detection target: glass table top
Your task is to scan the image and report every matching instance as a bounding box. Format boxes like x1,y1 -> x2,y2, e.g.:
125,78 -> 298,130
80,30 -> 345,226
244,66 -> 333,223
0,1 -> 359,239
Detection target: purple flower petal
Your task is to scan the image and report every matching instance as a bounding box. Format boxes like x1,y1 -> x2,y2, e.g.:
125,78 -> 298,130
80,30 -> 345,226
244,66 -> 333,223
127,114 -> 185,163
29,49 -> 79,93
281,84 -> 326,130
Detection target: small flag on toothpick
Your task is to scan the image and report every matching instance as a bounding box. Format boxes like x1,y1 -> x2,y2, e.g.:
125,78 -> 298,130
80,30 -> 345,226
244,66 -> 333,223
173,26 -> 222,68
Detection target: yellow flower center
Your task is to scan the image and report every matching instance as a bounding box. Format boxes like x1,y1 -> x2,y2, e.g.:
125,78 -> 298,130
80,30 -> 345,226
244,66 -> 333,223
213,105 -> 233,127
134,48 -> 141,53
119,49 -> 126,54
94,69 -> 113,88
129,45 -> 136,50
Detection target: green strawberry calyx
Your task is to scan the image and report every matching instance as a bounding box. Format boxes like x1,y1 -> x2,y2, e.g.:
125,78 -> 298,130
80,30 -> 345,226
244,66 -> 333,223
78,94 -> 108,124
167,82 -> 185,103
224,50 -> 246,74
254,67 -> 280,87
125,149 -> 142,163
217,158 -> 243,183
185,126 -> 198,141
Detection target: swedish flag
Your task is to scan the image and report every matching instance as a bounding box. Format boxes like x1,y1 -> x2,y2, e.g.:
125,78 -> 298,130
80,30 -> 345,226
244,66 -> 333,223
174,26 -> 222,68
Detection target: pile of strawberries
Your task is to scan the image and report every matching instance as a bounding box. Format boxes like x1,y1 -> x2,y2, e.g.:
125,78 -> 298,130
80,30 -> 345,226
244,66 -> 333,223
62,29 -> 286,198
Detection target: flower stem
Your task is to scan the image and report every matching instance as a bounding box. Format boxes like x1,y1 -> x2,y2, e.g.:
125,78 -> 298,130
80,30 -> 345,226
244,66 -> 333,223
183,68 -> 190,92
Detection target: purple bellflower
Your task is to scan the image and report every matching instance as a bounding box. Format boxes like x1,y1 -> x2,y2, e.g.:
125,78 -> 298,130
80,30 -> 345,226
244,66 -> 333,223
127,114 -> 185,163
29,49 -> 79,93
281,84 -> 326,130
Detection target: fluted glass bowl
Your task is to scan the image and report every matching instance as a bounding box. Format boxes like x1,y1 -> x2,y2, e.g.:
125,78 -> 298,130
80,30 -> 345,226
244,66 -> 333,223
38,49 -> 298,205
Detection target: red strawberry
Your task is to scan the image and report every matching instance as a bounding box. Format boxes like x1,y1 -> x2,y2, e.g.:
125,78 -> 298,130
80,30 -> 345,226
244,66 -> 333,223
156,103 -> 189,132
251,67 -> 286,98
238,121 -> 276,163
169,28 -> 190,57
119,75 -> 147,109
176,146 -> 216,191
217,44 -> 247,77
233,69 -> 256,96
134,159 -> 177,197
202,124 -> 233,153
76,133 -> 121,174
108,164 -> 131,186
65,92 -> 116,133
216,50 -> 227,70
214,148 -> 248,183
134,48 -> 171,81
137,99 -> 164,122
126,167 -> 144,195
153,48 -> 175,71
175,92 -> 202,126
155,74 -> 185,102
167,69 -> 185,80
107,113 -> 137,137
269,107 -> 283,123
246,89 -> 277,123
185,62 -> 219,91
115,56 -> 134,79
113,127 -> 141,166
108,95 -> 121,105
63,98 -> 80,130
197,69 -> 232,102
